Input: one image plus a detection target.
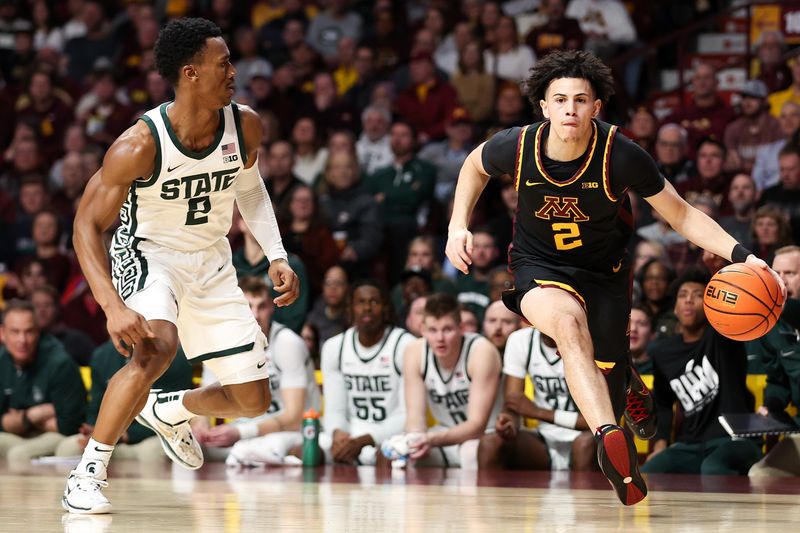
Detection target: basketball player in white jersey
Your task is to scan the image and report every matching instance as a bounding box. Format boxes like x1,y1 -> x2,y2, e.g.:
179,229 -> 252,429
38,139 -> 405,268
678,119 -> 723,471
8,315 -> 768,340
62,18 -> 298,514
195,276 -> 320,465
401,293 -> 503,468
479,328 -> 597,471
319,279 -> 414,465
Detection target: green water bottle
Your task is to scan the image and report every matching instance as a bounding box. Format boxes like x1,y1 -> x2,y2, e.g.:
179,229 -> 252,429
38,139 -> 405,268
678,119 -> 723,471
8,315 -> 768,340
302,408 -> 321,466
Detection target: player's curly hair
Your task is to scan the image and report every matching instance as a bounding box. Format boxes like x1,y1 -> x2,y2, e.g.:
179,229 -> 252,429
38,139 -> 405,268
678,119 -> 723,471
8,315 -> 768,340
155,18 -> 222,86
524,50 -> 615,105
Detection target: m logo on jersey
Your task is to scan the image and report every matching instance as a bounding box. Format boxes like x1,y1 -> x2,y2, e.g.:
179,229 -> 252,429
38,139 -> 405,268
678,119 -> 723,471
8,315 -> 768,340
534,196 -> 589,222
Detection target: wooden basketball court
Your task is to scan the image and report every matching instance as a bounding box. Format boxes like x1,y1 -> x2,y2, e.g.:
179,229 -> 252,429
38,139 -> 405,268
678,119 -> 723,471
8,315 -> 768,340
2,461 -> 799,532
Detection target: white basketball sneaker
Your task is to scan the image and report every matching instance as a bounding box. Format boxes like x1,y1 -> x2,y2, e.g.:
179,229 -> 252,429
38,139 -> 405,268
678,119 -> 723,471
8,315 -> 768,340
62,468 -> 112,514
135,390 -> 204,470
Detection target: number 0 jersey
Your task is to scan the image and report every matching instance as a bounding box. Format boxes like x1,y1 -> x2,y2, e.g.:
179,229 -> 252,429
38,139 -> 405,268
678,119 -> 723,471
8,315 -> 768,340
112,101 -> 248,261
481,119 -> 665,271
421,332 -> 503,429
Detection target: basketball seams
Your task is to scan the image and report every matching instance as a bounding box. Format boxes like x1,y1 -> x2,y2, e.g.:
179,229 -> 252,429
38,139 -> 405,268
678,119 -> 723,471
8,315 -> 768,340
708,278 -> 780,322
718,265 -> 778,306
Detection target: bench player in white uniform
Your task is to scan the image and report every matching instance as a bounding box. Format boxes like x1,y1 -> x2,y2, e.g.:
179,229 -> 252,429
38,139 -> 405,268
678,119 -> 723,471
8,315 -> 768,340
479,328 -> 597,471
400,293 -> 503,468
319,279 -> 414,465
63,18 -> 299,514
195,276 -> 321,465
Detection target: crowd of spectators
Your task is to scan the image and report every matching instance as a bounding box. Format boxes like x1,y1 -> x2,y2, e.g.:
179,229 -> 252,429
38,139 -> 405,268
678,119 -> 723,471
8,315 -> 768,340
1,0 -> 800,476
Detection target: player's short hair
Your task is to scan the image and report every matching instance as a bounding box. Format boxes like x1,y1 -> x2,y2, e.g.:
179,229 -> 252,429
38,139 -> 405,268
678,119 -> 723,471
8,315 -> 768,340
239,275 -> 269,297
775,244 -> 800,257
348,278 -> 394,325
524,50 -> 615,105
155,18 -> 223,86
424,293 -> 461,324
630,304 -> 654,326
1,299 -> 36,325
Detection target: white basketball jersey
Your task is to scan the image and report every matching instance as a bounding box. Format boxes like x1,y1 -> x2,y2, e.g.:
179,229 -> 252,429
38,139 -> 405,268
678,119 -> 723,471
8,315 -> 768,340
504,328 -> 581,443
422,332 -> 503,429
111,102 -> 247,297
336,326 -> 412,434
264,323 -> 321,415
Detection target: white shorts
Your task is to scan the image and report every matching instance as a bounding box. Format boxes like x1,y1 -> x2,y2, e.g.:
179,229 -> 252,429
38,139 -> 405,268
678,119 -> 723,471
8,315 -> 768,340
537,425 -> 583,471
111,237 -> 268,385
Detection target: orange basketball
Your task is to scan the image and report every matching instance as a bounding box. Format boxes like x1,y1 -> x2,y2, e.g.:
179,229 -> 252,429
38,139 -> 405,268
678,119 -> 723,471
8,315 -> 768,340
703,263 -> 786,341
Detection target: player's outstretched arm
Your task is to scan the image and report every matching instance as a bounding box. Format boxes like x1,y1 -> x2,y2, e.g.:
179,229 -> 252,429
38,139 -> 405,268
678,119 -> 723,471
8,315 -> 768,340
645,180 -> 786,297
235,104 -> 298,306
446,142 -> 491,274
403,339 -> 428,434
429,338 -> 502,449
73,122 -> 156,356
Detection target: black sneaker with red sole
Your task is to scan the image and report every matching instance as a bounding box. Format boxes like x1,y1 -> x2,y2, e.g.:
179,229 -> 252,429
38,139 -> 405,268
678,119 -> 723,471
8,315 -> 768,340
595,424 -> 647,506
624,367 -> 657,440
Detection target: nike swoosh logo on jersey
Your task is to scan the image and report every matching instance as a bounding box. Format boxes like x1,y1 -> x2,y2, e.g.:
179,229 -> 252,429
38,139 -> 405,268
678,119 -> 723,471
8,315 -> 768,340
612,260 -> 623,273
256,360 -> 266,369
525,180 -> 545,187
94,446 -> 113,453
167,162 -> 185,172
217,265 -> 225,272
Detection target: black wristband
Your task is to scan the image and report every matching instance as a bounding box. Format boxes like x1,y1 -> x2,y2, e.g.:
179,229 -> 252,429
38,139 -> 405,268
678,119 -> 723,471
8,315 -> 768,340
731,243 -> 753,264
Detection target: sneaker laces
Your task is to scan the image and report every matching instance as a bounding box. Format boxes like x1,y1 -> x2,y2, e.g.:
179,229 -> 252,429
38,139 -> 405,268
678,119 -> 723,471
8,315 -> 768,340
625,390 -> 649,425
69,470 -> 108,492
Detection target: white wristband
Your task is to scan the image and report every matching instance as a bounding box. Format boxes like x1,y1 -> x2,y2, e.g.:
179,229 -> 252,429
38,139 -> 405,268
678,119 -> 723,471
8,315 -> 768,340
236,422 -> 260,440
553,410 -> 579,429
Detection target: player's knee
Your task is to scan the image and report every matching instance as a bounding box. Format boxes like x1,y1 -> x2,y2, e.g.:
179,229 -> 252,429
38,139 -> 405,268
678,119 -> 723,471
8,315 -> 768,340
553,314 -> 582,338
233,380 -> 271,417
477,433 -> 505,468
128,348 -> 174,383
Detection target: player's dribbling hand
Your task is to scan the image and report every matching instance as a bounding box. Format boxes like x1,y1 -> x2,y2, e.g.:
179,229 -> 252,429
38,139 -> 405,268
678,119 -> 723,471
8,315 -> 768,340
445,228 -> 473,274
268,258 -> 300,307
106,303 -> 155,356
745,254 -> 787,301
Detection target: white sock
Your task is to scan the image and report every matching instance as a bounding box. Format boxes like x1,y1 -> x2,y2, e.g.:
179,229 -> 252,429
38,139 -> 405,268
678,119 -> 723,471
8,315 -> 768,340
76,438 -> 114,478
153,390 -> 197,425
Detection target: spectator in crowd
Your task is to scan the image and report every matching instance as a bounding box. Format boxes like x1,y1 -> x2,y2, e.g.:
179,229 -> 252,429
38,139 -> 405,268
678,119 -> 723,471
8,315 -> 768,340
265,140 -> 303,219
390,236 -> 458,315
750,205 -> 795,266
2,257 -> 47,304
747,245 -> 800,476
301,323 -> 322,370
419,107 -> 476,203
261,17 -> 306,68
0,299 -> 86,462
50,150 -> 90,226
718,173 -> 758,250
633,239 -> 670,274
232,26 -> 272,92
488,82 -> 530,132
768,52 -> 800,117
306,264 -> 350,345
752,101 -> 800,191
450,40 -> 495,125
400,293 -> 502,468
15,209 -> 71,293
394,269 -> 434,326
343,45 -> 380,112
63,0 -> 118,84
629,304 -> 655,374
625,106 -> 658,156
677,137 -> 733,216
15,70 -> 74,163
524,0 -> 584,59
356,106 -> 393,175
664,63 -> 737,155
636,258 -> 677,338
667,195 -> 719,273
76,61 -> 135,148
637,208 -> 686,250
319,280 -> 412,466
9,174 -> 49,260
435,21 -> 474,77
754,30 -> 791,94
239,61 -> 273,110
654,123 -> 694,185
724,80 -> 782,174
459,304 -> 480,334
319,150 -> 383,277
486,176 -> 517,257
280,185 -> 340,299
1,137 -> 44,198
479,326 -> 596,471
31,0 -> 65,53
482,299 -> 521,353
487,266 -> 515,303
643,269 -> 761,475
291,116 -> 328,186
306,0 -> 363,63
405,294 -> 428,337
55,340 -> 194,463
30,285 -> 94,366
360,6 -> 408,79
203,276 -> 321,466
297,71 -> 357,136
484,15 -> 536,83
759,144 -> 800,242
455,228 -> 499,320
566,0 -> 636,60
394,50 -> 459,144
49,124 -> 89,191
